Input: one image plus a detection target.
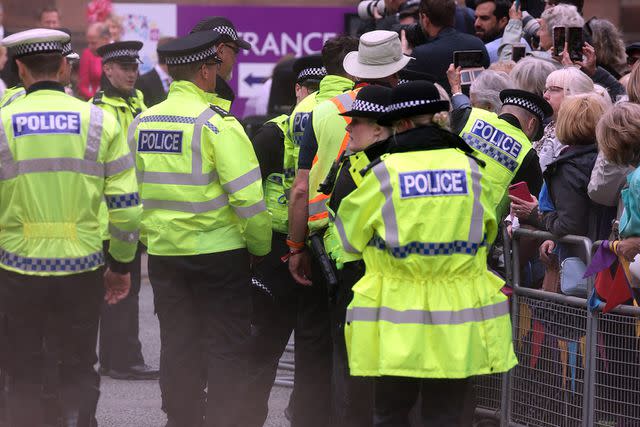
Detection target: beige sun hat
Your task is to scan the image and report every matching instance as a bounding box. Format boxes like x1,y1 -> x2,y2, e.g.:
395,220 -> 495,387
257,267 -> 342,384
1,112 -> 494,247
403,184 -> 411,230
343,30 -> 413,80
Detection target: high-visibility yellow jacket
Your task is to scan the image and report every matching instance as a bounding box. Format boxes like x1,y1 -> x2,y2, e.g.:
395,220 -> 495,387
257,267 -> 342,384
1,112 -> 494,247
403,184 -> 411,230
459,108 -> 532,220
282,75 -> 354,195
0,83 -> 141,275
91,89 -> 147,240
307,89 -> 358,232
335,126 -> 516,378
131,80 -> 272,256
0,86 -> 26,109
262,114 -> 289,234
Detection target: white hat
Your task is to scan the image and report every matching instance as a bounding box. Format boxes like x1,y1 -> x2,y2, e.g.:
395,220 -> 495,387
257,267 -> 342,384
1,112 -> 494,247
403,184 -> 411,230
2,28 -> 70,58
343,30 -> 413,80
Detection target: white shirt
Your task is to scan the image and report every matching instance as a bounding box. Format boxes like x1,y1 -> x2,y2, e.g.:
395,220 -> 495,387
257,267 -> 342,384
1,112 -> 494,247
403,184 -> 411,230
154,64 -> 172,94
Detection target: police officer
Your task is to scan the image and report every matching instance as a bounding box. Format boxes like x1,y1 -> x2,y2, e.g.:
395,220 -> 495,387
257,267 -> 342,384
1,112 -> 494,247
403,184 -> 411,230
451,81 -> 552,220
130,30 -> 271,427
189,16 -> 252,112
325,85 -> 393,426
334,81 -> 517,426
91,40 -> 159,381
0,28 -> 141,427
246,55 -> 325,427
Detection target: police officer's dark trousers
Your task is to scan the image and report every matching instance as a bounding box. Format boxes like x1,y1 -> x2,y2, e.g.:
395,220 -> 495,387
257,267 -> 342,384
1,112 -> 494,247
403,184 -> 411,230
373,377 -> 475,427
148,249 -> 251,427
0,267 -> 103,427
331,261 -> 373,427
245,234 -> 297,426
99,245 -> 145,372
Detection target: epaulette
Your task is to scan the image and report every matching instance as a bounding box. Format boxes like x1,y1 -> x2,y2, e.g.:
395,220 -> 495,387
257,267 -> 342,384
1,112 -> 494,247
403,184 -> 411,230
92,91 -> 104,105
209,104 -> 228,117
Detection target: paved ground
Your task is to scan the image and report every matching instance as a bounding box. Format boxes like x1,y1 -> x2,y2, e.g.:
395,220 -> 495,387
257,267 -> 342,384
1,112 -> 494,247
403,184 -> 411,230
96,256 -> 291,426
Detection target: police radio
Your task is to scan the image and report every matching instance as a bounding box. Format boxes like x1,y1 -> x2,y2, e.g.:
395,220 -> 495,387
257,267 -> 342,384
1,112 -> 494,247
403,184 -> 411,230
318,151 -> 348,195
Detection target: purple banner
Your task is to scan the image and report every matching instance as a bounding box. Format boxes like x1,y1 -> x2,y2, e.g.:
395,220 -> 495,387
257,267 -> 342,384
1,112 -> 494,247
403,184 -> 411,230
177,5 -> 355,118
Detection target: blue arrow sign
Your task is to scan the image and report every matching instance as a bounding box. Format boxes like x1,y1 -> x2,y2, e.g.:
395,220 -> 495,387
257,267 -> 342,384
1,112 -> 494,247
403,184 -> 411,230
244,73 -> 268,86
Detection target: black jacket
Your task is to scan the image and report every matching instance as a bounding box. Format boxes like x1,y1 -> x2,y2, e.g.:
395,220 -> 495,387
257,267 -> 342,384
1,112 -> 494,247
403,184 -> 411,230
135,69 -> 167,108
543,144 -> 616,241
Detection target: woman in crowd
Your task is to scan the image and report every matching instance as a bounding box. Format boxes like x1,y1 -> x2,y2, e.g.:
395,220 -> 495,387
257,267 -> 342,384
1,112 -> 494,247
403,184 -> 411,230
588,18 -> 629,80
510,56 -> 559,97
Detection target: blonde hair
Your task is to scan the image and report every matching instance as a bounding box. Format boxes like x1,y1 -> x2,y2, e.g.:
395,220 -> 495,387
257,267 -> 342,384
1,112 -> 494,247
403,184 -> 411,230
556,93 -> 608,146
628,63 -> 640,104
597,102 -> 640,167
489,60 -> 516,74
546,67 -> 594,97
592,84 -> 613,107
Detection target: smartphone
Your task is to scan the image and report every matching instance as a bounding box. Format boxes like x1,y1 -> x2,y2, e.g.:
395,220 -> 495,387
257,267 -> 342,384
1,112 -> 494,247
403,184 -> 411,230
453,50 -> 485,69
509,181 -> 534,203
553,26 -> 566,57
567,26 -> 584,62
512,44 -> 526,62
515,0 -> 528,11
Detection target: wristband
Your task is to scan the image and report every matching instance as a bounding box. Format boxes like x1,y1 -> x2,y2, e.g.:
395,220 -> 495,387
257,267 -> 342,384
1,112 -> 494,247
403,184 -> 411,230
286,239 -> 305,250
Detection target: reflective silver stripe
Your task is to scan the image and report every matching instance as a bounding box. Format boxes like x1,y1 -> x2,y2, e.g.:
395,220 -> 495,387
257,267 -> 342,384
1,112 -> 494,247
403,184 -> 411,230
85,105 -> 104,162
308,198 -> 327,216
143,193 -> 228,213
233,200 -> 266,218
467,158 -> 484,244
136,107 -> 218,186
1,90 -> 26,108
222,167 -> 261,194
105,154 -> 134,177
108,223 -> 140,243
0,116 -> 14,169
335,92 -> 356,111
346,300 -> 509,325
142,170 -> 219,186
127,116 -> 141,154
0,248 -> 104,273
334,214 -> 358,254
0,158 -> 104,178
372,161 -> 399,247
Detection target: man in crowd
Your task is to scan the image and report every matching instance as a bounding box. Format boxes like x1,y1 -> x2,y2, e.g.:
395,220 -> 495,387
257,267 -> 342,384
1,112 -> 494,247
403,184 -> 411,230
405,0 -> 489,92
136,37 -> 175,107
92,40 -> 158,381
474,0 -> 531,63
38,6 -> 61,29
0,28 -> 140,426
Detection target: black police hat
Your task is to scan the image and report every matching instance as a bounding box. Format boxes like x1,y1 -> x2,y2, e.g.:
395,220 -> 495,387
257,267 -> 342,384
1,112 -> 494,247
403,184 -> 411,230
499,89 -> 553,124
189,16 -> 251,51
377,81 -> 449,126
97,40 -> 143,64
397,68 -> 436,85
292,55 -> 326,85
157,31 -> 222,66
339,85 -> 391,120
626,42 -> 640,56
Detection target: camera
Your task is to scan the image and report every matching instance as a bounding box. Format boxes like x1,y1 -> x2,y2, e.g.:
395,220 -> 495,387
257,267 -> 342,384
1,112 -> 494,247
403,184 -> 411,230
358,0 -> 386,20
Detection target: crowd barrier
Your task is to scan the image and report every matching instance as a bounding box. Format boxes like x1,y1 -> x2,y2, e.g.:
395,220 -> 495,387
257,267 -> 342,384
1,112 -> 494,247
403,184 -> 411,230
276,228 -> 640,427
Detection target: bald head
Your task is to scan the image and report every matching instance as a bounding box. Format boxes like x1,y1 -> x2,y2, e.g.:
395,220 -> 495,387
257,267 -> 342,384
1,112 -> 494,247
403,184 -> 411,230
86,22 -> 110,54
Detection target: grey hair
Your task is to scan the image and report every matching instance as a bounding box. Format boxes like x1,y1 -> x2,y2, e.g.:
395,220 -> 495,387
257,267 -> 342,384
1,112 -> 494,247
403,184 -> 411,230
87,22 -> 111,39
510,56 -> 561,97
470,70 -> 514,113
589,18 -> 628,77
540,4 -> 584,39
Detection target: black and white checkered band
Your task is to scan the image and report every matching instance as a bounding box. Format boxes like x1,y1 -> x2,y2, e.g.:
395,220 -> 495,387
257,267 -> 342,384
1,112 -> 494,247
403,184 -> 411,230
351,99 -> 387,113
387,99 -> 442,112
102,48 -> 140,62
61,42 -> 73,57
398,79 -> 409,85
298,67 -> 326,81
165,45 -> 219,65
12,41 -> 64,57
503,96 -> 544,120
212,25 -> 238,40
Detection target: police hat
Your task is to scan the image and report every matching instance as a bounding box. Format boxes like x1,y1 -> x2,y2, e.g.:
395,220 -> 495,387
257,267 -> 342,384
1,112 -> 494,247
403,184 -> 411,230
97,40 -> 143,64
57,28 -> 79,61
397,68 -> 436,85
189,16 -> 251,51
339,85 -> 391,120
500,89 -> 553,124
157,31 -> 222,66
377,81 -> 449,126
626,42 -> 640,56
2,28 -> 69,58
292,55 -> 326,85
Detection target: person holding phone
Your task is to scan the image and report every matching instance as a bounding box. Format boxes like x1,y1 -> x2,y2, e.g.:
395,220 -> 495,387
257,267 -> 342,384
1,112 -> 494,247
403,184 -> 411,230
474,0 -> 531,63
